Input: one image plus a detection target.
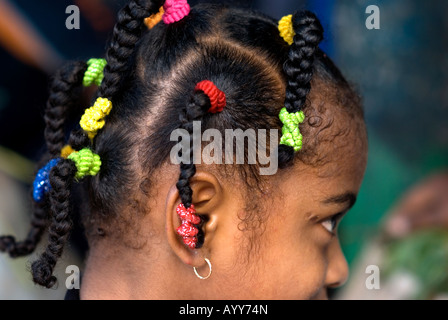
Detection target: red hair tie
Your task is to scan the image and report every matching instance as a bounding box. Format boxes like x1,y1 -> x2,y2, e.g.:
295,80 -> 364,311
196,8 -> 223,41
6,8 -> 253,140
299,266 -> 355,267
195,80 -> 226,113
176,203 -> 201,249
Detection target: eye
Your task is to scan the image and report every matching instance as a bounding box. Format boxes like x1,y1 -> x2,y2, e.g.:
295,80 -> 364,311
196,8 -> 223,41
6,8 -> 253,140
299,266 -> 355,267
321,213 -> 344,235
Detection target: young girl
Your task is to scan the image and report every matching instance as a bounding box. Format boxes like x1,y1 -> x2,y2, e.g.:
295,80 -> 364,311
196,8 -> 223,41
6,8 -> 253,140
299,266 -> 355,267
0,0 -> 367,299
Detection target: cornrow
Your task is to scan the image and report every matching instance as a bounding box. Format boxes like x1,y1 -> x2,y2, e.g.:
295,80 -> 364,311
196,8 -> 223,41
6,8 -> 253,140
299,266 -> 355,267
27,0 -> 166,287
278,11 -> 324,167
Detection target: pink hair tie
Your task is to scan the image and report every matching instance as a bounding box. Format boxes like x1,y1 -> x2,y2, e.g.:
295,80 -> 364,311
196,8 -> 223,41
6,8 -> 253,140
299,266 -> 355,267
162,0 -> 190,24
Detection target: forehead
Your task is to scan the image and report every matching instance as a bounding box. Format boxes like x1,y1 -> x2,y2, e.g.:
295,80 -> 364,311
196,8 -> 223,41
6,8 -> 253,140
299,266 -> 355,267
283,106 -> 368,202
275,146 -> 366,214
301,76 -> 367,181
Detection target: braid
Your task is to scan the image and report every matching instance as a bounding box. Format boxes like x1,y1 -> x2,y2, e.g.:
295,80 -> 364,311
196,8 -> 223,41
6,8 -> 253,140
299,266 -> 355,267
23,1 -> 162,286
44,61 -> 88,157
176,91 -> 210,207
31,159 -> 77,288
175,91 -> 211,249
279,11 -> 323,167
68,129 -> 90,150
0,200 -> 48,258
67,0 -> 165,150
98,0 -> 165,100
283,11 -> 323,113
0,62 -> 88,258
57,0 -> 165,166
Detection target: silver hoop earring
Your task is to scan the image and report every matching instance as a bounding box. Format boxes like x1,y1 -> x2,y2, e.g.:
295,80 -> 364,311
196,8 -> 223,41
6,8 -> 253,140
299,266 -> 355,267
193,258 -> 212,280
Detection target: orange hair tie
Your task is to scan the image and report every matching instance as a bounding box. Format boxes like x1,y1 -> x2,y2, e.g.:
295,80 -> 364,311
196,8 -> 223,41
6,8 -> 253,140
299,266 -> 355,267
144,6 -> 164,29
194,80 -> 226,113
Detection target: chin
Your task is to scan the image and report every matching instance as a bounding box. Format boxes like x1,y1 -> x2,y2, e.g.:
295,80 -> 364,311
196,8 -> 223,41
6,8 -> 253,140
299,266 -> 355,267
309,290 -> 329,300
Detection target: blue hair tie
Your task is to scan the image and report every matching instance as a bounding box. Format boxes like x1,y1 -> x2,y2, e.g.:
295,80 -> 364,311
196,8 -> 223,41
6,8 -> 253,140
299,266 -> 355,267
32,158 -> 61,202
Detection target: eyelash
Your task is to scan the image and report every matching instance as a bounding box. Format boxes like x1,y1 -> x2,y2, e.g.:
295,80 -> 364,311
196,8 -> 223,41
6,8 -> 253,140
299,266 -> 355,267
321,212 -> 344,236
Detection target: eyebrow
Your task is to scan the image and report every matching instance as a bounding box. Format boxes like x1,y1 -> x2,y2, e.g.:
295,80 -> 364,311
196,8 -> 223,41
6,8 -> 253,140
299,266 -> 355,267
322,192 -> 357,210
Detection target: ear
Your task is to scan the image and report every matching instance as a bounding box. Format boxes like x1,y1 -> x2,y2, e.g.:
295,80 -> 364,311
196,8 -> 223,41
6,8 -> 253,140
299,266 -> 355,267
165,170 -> 223,268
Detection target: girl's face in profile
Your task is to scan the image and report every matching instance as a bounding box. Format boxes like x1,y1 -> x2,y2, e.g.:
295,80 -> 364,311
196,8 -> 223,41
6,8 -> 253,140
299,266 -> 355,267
249,156 -> 365,299
198,113 -> 367,300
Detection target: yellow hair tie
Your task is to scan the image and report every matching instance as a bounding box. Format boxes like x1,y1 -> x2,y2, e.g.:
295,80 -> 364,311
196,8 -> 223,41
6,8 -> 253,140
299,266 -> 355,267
144,6 -> 164,29
80,97 -> 112,139
278,14 -> 294,45
60,145 -> 75,158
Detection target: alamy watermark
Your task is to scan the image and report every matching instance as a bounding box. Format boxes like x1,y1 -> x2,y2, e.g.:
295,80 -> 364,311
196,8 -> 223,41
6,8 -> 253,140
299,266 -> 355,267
65,4 -> 381,31
65,265 -> 80,289
65,5 -> 80,30
170,121 -> 279,176
365,265 -> 380,290
365,5 -> 380,30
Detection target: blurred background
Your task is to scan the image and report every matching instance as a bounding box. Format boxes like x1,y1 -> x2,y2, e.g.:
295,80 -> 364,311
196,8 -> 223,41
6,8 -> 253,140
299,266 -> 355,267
0,0 -> 446,299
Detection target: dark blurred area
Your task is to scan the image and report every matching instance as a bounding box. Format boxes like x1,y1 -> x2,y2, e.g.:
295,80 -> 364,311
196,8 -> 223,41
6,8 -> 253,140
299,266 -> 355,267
0,0 -> 446,299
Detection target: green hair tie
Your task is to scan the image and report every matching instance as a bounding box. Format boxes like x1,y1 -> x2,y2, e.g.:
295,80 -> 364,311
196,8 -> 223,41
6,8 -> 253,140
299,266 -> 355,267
83,58 -> 107,87
68,148 -> 101,179
279,107 -> 305,152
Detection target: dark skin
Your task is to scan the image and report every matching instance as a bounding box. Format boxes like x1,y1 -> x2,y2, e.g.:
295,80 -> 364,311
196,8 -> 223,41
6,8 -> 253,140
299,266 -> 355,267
80,92 -> 368,300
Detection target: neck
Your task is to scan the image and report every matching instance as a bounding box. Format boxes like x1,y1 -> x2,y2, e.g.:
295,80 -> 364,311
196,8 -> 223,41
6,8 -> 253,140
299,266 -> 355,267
80,240 -> 192,300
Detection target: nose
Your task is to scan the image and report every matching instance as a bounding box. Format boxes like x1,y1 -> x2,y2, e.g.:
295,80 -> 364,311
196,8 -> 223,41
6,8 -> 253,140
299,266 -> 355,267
324,238 -> 349,288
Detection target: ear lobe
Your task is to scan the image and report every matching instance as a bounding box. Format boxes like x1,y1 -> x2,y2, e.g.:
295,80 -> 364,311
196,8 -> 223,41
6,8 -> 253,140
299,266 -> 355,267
165,170 -> 223,268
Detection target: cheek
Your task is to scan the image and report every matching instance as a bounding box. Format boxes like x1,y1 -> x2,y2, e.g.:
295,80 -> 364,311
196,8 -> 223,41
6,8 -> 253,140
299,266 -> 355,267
241,219 -> 329,299
271,231 -> 328,299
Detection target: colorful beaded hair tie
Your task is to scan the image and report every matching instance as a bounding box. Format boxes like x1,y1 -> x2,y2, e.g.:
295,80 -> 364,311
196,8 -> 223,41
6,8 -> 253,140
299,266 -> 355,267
195,80 -> 226,113
162,0 -> 190,24
67,148 -> 101,180
80,97 -> 113,139
60,145 -> 75,159
145,6 -> 164,29
83,58 -> 107,87
32,158 -> 61,202
279,107 -> 305,151
33,58 -> 107,202
176,203 -> 201,249
79,58 -> 112,140
32,148 -> 101,201
278,14 -> 294,45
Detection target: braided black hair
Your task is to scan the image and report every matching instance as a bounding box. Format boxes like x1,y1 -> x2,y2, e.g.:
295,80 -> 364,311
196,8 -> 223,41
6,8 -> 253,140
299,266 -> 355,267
0,61 -> 87,258
1,2 -> 363,288
278,11 -> 324,168
31,159 -> 77,288
176,90 -> 211,248
284,11 -> 324,114
177,91 -> 210,207
44,61 -> 88,157
98,0 -> 165,100
30,0 -> 166,287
